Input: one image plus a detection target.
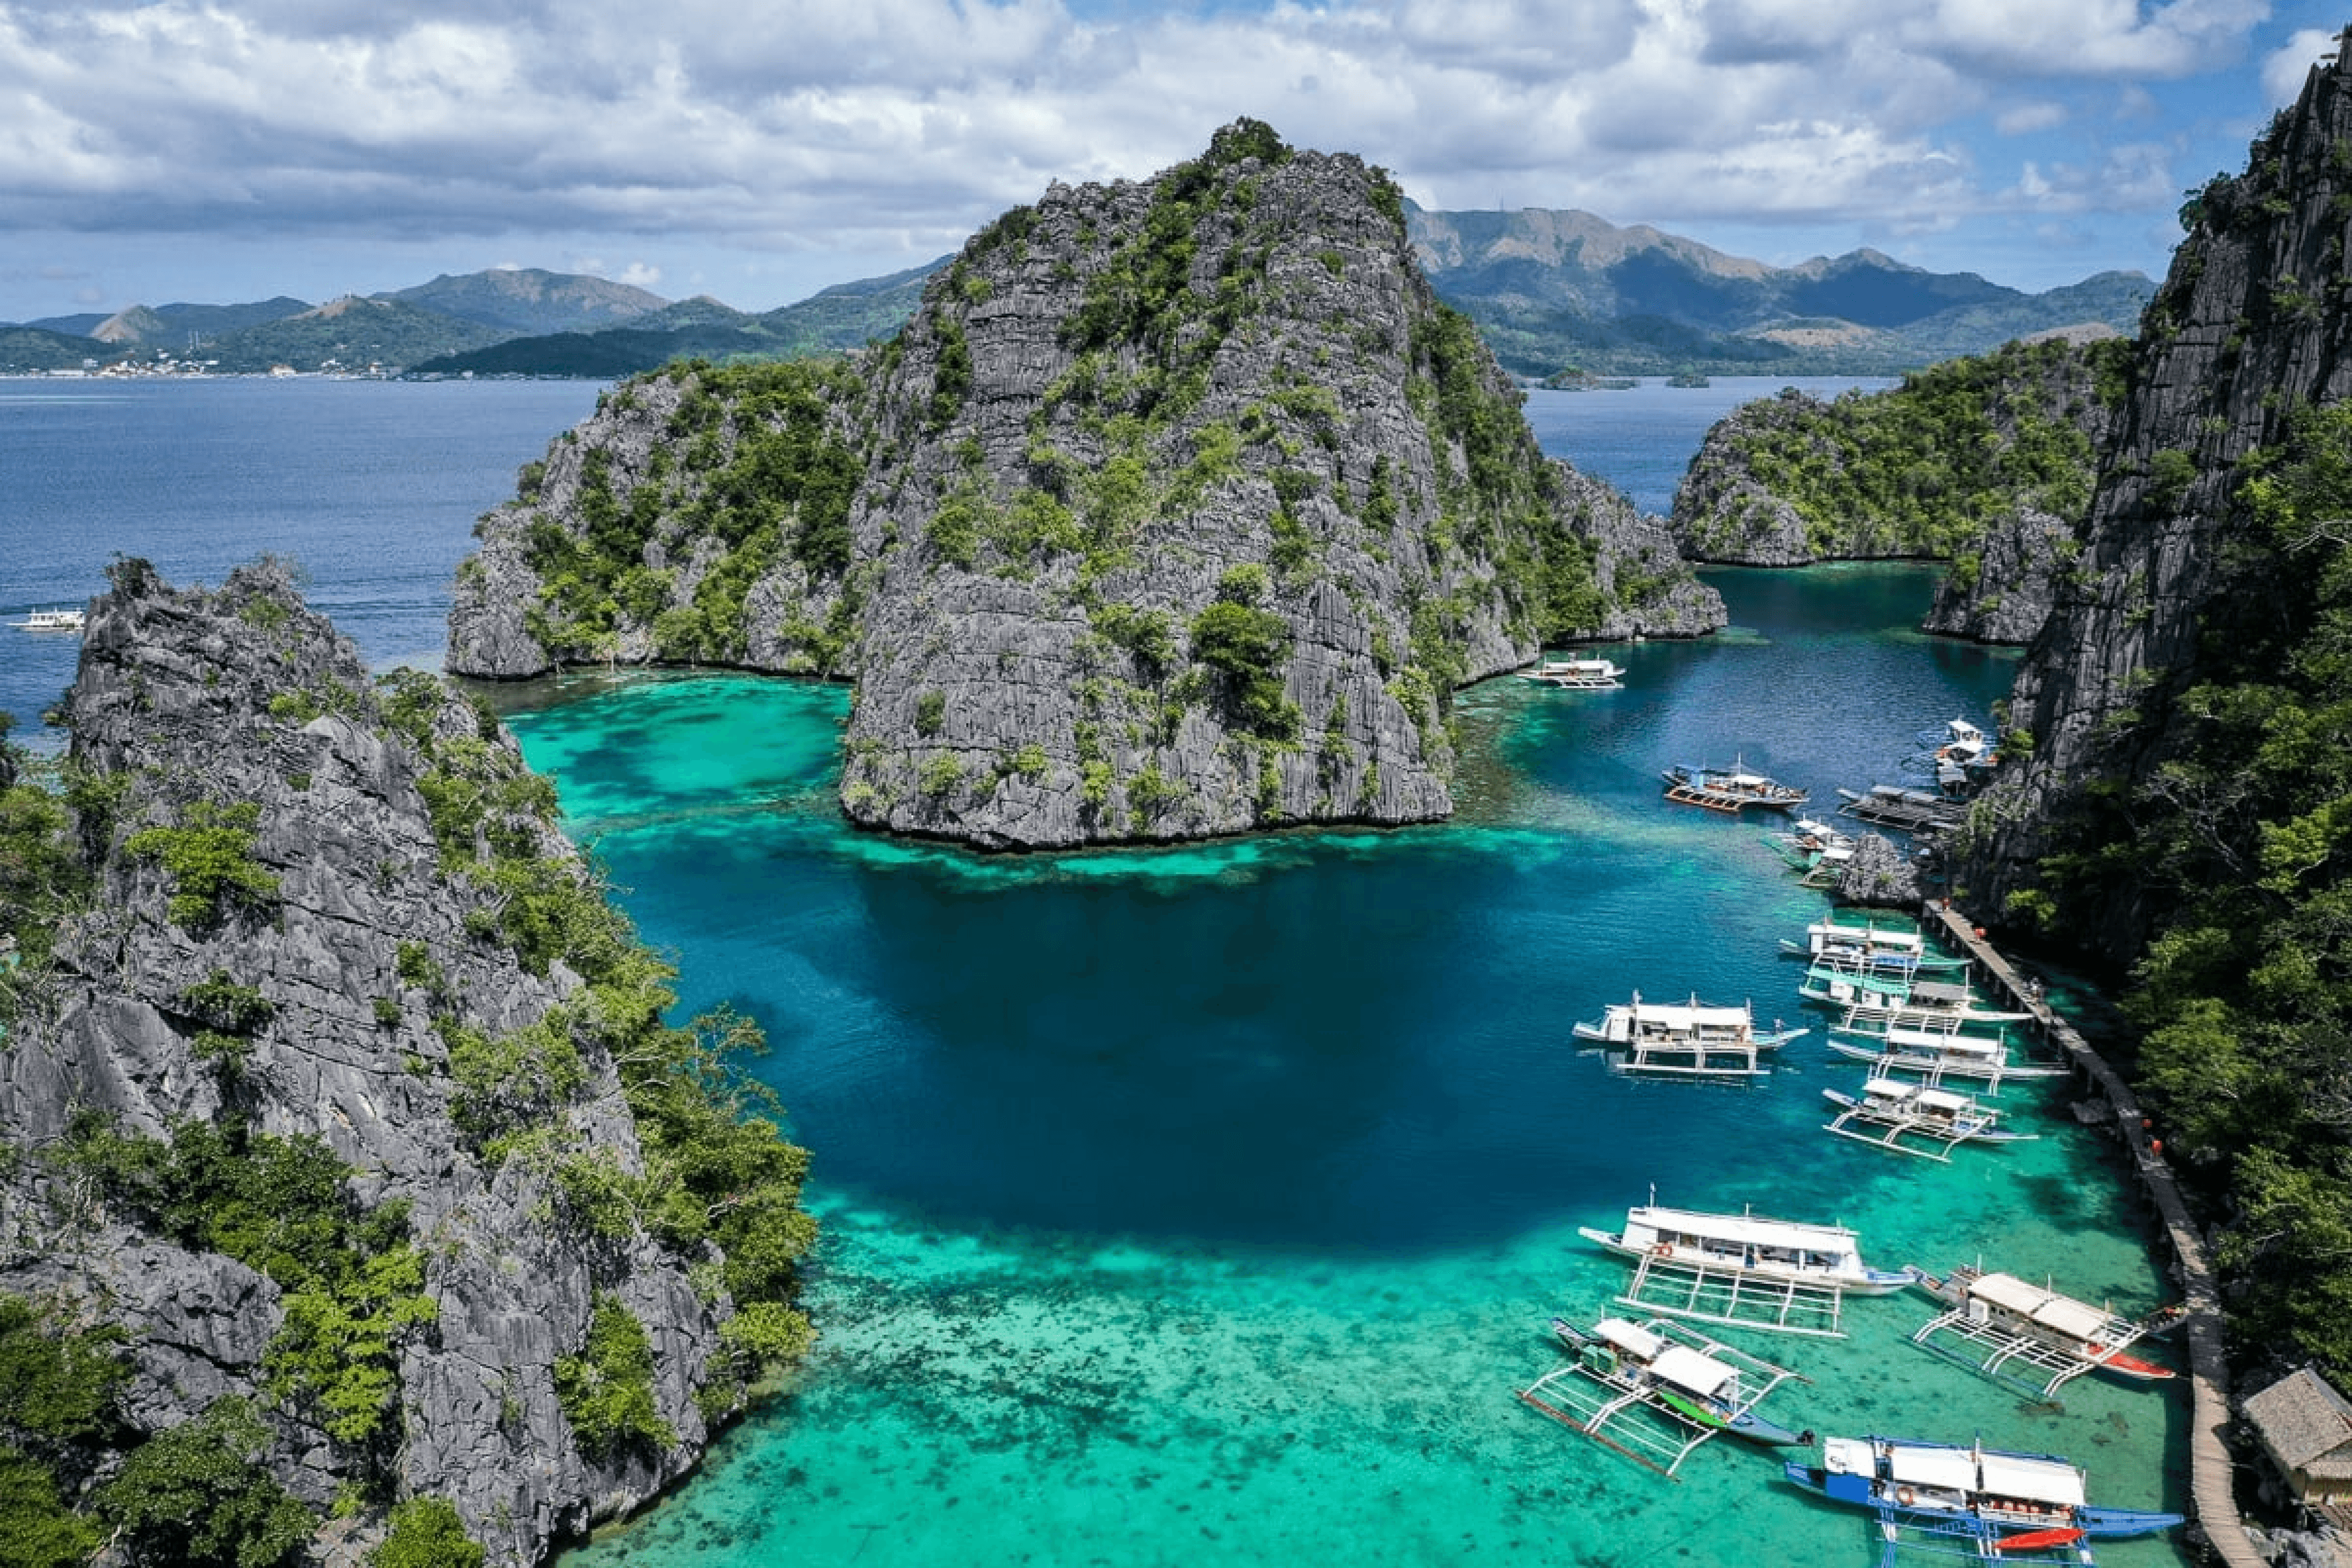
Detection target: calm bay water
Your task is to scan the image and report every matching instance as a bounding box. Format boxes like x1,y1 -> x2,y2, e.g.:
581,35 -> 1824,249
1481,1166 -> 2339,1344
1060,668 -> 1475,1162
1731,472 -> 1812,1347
0,374 -> 2188,1567
0,376 -> 601,745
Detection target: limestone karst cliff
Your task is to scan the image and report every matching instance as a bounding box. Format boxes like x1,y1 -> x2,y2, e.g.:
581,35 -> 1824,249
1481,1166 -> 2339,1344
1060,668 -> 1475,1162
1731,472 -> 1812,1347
0,559 -> 813,1567
447,121 -> 1724,849
1959,38 -> 2352,960
1667,336 -> 2125,641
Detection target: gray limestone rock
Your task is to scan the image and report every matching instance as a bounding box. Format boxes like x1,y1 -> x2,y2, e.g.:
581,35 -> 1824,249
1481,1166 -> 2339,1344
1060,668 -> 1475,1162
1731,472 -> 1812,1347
1920,508 -> 2076,643
1834,832 -> 1923,910
447,124 -> 1725,849
0,560 -> 771,1566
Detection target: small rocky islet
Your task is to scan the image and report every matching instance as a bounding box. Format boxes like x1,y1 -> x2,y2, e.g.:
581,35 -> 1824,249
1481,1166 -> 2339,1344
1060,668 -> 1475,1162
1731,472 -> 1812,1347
10,40 -> 2352,1561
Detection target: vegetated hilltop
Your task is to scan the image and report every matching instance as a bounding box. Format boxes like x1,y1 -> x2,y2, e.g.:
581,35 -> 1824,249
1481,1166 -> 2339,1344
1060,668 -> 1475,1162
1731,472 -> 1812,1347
1407,204 -> 2148,377
1668,336 -> 2131,641
1956,32 -> 2352,1383
447,120 -> 1721,850
0,559 -> 813,1567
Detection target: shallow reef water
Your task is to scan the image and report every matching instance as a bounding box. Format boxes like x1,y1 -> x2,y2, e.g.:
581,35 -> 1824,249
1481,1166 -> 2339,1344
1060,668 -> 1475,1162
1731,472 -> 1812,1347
508,564 -> 2193,1568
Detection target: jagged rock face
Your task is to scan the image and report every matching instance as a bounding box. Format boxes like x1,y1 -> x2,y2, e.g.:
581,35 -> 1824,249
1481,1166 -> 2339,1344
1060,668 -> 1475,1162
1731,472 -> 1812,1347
0,562 -> 736,1567
1834,832 -> 1922,909
1920,508 -> 2075,643
448,123 -> 1724,849
1669,389 -> 1831,565
1958,48 -> 2352,959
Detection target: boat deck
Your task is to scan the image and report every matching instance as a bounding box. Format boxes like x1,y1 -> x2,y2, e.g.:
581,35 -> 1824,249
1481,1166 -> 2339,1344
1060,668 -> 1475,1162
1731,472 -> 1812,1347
1822,1088 -> 2032,1163
1909,1307 -> 2150,1402
1515,1322 -> 1804,1479
1837,785 -> 1965,834
1616,1249 -> 1850,1338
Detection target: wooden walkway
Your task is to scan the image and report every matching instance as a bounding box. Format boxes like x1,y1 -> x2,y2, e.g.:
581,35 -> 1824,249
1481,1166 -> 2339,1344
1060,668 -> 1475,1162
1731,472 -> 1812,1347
1928,906 -> 2263,1568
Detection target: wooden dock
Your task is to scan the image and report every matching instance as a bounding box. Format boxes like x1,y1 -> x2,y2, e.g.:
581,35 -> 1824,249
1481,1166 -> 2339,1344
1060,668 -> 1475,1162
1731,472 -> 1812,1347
1928,905 -> 2264,1568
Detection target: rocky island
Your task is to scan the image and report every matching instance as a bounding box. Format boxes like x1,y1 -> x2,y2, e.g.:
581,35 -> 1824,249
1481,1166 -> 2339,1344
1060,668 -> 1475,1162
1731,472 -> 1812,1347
448,121 -> 1723,849
0,559 -> 813,1567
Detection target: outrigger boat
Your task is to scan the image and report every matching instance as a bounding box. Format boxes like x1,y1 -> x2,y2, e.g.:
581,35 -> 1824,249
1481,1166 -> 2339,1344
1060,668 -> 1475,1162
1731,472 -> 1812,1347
1905,1265 -> 2175,1398
1836,783 -> 1965,835
1822,1079 -> 2037,1162
1572,992 -> 1806,1079
1780,919 -> 1969,972
1784,1434 -> 2182,1557
1799,968 -> 2032,1028
1580,1202 -> 1911,1338
1826,1023 -> 2065,1091
1661,760 -> 1809,814
1517,654 -> 1626,689
9,606 -> 84,633
1517,1315 -> 1811,1477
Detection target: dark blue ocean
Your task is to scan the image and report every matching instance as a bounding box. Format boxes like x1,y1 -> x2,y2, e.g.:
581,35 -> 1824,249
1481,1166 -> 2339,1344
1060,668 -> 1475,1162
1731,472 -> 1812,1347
0,374 -> 2189,1567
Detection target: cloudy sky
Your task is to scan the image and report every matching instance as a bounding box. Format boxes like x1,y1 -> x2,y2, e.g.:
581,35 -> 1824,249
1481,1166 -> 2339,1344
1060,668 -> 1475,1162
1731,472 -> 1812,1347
1,1 -> 2342,323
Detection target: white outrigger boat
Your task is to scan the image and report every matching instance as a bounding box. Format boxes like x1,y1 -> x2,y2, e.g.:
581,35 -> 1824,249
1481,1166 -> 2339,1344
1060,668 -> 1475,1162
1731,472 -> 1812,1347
1660,760 -> 1809,814
1580,1202 -> 1911,1338
1784,1434 -> 2182,1559
1905,1265 -> 2176,1398
1779,918 -> 1968,971
9,606 -> 85,633
1799,968 -> 2032,1028
1517,654 -> 1626,689
1571,992 -> 1805,1079
1822,1078 -> 2037,1163
1518,1314 -> 1811,1477
1826,1022 -> 2066,1090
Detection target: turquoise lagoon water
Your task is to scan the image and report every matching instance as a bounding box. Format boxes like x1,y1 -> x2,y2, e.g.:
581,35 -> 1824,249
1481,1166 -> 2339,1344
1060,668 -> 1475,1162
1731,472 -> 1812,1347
505,565 -> 2193,1568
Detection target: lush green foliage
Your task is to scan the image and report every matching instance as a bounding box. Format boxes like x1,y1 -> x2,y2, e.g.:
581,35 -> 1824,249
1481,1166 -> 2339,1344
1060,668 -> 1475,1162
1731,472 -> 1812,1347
369,1496 -> 484,1568
1687,337 -> 2125,562
124,799 -> 279,929
520,359 -> 864,665
0,1294 -> 129,1568
0,771 -> 89,1028
1189,567 -> 1297,740
66,1117 -> 435,1464
97,1399 -> 314,1568
2013,398 -> 2352,1379
554,1292 -> 676,1458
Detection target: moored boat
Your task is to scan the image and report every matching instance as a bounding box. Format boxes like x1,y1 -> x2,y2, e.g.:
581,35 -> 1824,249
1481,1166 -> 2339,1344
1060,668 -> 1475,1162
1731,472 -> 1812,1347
1907,1265 -> 2174,1385
1825,1023 -> 2066,1085
1783,1433 -> 2182,1540
1800,967 -> 2032,1027
1547,1316 -> 1810,1446
10,605 -> 84,633
1661,760 -> 1809,813
1572,992 -> 1804,1078
1517,654 -> 1626,689
1821,1078 -> 2037,1161
1580,1204 -> 1912,1296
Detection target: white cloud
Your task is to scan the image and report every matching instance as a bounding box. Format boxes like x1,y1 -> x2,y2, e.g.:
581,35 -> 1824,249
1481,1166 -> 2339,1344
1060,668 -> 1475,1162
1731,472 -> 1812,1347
0,0 -> 2291,314
1996,101 -> 2067,135
2264,28 -> 2339,105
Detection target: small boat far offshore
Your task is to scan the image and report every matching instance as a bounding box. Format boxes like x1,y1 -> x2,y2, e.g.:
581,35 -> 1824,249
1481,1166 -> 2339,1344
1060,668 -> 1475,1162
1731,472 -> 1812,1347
10,605 -> 85,633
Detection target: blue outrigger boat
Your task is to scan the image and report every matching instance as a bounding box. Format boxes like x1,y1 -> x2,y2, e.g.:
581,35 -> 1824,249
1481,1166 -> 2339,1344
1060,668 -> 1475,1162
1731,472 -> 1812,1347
1785,1434 -> 2181,1564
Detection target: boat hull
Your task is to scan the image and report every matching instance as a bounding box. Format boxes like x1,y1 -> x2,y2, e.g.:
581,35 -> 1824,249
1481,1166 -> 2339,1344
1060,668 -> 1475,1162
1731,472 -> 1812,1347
1578,1226 -> 1912,1297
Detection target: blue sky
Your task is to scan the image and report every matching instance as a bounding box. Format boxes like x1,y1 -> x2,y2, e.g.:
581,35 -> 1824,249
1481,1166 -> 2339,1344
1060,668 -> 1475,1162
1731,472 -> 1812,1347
0,1 -> 2342,323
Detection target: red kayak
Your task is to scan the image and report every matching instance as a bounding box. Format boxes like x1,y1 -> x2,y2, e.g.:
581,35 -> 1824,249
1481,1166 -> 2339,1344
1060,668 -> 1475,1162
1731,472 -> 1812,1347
1994,1526 -> 2086,1552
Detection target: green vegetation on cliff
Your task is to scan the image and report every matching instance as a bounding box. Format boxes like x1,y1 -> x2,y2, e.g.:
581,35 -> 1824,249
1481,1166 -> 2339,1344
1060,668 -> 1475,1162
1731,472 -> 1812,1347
1678,336 -> 2127,561
2003,399 -> 2352,1379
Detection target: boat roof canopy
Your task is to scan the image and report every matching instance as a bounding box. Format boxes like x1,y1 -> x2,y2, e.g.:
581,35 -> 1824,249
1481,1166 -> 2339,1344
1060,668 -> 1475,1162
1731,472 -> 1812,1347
1648,1344 -> 1738,1399
1887,1444 -> 1977,1491
1627,1000 -> 1753,1031
1631,1205 -> 1860,1254
1977,1450 -> 2087,1507
1885,1027 -> 2002,1057
1594,1317 -> 1664,1360
1969,1273 -> 2116,1340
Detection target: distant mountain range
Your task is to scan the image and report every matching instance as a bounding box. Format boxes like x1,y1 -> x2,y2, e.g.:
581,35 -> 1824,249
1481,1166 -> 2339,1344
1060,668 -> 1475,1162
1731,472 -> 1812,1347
0,212 -> 2149,379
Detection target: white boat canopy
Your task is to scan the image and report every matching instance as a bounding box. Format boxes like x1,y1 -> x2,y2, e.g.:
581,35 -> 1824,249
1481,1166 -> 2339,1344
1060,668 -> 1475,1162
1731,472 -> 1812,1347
1627,1205 -> 1863,1259
1624,1000 -> 1754,1033
1977,1450 -> 2087,1508
1885,1027 -> 2003,1058
1969,1273 -> 2116,1342
1887,1444 -> 1978,1491
1594,1317 -> 1665,1360
1648,1344 -> 1740,1400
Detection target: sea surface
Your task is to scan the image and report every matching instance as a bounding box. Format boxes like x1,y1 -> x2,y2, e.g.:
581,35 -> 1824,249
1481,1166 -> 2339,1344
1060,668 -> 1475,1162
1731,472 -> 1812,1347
0,374 -> 2188,1567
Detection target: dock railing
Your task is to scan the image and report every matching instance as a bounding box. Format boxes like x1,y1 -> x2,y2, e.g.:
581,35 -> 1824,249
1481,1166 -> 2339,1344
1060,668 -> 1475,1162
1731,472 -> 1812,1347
1926,905 -> 2263,1568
